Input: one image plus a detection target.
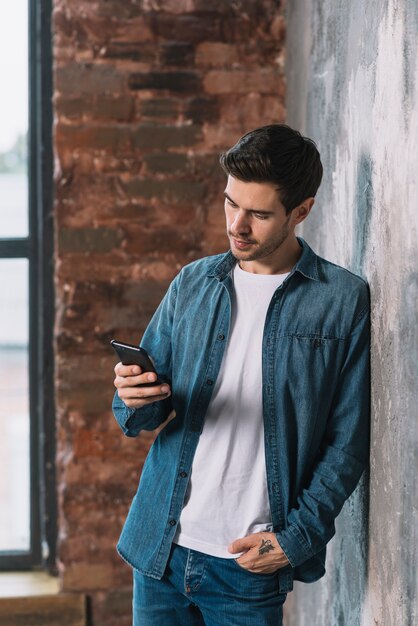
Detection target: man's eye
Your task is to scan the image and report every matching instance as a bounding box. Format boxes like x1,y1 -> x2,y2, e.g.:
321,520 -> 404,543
254,213 -> 269,220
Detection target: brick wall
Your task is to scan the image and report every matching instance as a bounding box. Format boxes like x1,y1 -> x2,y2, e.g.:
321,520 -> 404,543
53,1 -> 286,623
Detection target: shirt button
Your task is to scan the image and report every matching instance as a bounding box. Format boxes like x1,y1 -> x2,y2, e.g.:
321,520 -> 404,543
179,471 -> 188,478
218,334 -> 225,341
169,519 -> 176,526
206,379 -> 213,385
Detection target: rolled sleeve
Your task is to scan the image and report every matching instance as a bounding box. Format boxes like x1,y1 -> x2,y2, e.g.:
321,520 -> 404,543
111,274 -> 178,437
112,390 -> 166,437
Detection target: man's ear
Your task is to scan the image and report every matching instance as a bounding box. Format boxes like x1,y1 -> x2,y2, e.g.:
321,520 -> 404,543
291,198 -> 315,225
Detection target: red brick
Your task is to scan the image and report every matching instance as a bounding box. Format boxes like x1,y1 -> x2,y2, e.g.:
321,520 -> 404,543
191,0 -> 278,14
196,40 -> 282,70
184,96 -> 220,123
53,12 -> 119,51
55,252 -> 179,284
121,178 -> 205,204
195,42 -> 240,66
56,124 -> 133,152
58,513 -> 120,542
122,222 -> 203,256
62,563 -> 117,591
89,589 -> 132,626
204,68 -> 282,94
57,95 -> 134,122
189,152 -> 225,178
147,12 -> 223,42
159,42 -> 195,66
100,41 -> 156,63
54,175 -> 119,225
139,97 -> 181,119
56,356 -> 116,388
70,1 -> 144,20
56,383 -> 115,413
0,594 -> 87,626
58,227 -> 124,254
132,123 -> 202,149
220,94 -> 286,126
202,123 -> 244,150
59,536 -> 120,564
128,70 -> 201,93
61,482 -> 136,511
112,17 -> 153,42
139,0 -> 194,12
57,451 -> 155,488
56,405 -> 116,438
144,153 -> 189,173
55,63 -> 125,96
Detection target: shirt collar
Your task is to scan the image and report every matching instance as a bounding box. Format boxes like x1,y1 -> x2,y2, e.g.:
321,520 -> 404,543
207,237 -> 320,282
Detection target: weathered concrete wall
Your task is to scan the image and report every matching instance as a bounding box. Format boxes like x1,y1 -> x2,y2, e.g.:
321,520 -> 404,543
285,1 -> 418,625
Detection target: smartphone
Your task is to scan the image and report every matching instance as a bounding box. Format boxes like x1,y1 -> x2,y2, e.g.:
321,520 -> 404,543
110,339 -> 164,386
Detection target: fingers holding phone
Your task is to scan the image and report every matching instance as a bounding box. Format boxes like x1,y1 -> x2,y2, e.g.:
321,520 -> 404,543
111,340 -> 171,409
114,362 -> 171,409
114,362 -> 158,384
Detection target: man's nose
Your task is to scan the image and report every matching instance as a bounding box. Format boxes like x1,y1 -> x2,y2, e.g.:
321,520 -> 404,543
232,210 -> 251,233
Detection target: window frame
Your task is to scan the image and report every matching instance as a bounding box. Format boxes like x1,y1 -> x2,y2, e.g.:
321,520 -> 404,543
0,0 -> 55,571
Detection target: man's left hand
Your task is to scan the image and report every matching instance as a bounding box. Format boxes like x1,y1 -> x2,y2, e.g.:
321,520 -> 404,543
228,531 -> 290,574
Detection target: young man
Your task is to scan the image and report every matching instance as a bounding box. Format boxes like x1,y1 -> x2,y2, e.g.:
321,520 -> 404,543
112,124 -> 370,626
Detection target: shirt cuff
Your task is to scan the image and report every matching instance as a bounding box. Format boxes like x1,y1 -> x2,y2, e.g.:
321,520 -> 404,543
112,391 -> 139,436
275,524 -> 315,568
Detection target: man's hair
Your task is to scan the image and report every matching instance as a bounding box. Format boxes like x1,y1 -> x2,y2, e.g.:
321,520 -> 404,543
219,124 -> 323,214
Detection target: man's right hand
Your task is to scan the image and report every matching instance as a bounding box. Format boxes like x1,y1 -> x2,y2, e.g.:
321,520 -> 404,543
114,363 -> 171,409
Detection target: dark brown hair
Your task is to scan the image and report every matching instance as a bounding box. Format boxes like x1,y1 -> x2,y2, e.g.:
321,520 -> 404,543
220,124 -> 323,214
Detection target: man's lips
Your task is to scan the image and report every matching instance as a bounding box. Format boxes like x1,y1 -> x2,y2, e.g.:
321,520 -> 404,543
231,236 -> 256,249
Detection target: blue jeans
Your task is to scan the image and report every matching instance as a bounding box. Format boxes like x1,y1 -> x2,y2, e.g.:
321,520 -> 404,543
133,543 -> 287,625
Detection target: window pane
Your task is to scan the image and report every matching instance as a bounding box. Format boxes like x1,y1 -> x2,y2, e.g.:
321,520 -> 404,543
0,173 -> 28,238
0,259 -> 30,551
0,1 -> 28,238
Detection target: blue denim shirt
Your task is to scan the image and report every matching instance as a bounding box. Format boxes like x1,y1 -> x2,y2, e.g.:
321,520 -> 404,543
112,237 -> 370,590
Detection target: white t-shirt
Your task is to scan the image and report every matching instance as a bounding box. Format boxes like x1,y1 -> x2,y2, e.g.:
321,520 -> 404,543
174,263 -> 289,558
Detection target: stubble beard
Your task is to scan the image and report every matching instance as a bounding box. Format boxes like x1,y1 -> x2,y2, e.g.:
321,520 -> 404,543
230,221 -> 292,263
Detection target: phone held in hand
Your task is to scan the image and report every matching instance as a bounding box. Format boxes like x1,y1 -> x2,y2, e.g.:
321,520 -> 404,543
111,340 -> 164,386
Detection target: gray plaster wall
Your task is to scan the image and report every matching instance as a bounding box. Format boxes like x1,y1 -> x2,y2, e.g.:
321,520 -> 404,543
285,1 -> 418,625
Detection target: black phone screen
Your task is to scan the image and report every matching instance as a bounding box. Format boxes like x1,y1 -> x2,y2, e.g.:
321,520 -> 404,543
110,340 -> 164,386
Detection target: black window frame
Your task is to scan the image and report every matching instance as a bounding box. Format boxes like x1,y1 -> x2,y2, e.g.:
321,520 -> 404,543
0,0 -> 55,571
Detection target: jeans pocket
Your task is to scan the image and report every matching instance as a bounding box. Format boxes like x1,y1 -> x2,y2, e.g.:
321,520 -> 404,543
232,558 -> 278,578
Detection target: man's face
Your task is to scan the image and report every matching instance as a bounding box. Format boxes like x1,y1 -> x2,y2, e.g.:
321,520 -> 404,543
224,176 -> 295,264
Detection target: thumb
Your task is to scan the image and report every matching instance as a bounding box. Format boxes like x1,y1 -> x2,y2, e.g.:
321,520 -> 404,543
228,534 -> 258,554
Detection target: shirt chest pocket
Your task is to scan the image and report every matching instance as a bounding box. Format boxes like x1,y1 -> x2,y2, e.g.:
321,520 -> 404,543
278,333 -> 345,387
288,333 -> 340,349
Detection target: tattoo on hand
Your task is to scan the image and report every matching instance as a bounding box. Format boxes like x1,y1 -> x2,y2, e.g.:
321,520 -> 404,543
259,539 -> 275,555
